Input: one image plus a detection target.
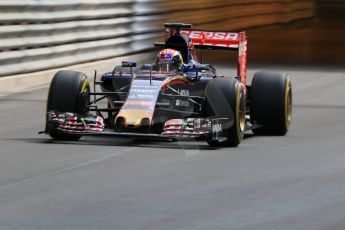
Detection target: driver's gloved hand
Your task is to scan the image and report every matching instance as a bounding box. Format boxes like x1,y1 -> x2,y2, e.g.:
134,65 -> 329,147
181,64 -> 198,81
180,64 -> 195,72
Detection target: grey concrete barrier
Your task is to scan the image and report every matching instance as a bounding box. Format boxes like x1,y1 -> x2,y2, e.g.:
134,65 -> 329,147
0,0 -> 316,77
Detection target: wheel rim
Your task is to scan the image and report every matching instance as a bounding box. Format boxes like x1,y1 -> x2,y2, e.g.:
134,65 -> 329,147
285,77 -> 292,129
78,79 -> 90,115
236,84 -> 246,139
81,79 -> 89,93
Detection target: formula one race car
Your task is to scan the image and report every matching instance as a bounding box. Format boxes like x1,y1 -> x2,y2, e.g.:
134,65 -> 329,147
41,23 -> 292,147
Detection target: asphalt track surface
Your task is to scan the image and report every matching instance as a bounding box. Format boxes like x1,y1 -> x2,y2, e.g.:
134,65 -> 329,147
0,20 -> 345,230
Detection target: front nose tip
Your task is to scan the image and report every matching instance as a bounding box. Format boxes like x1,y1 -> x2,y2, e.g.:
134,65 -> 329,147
125,118 -> 149,128
125,122 -> 138,128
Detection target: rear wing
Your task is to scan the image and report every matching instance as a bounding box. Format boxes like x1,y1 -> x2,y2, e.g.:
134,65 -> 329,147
180,30 -> 241,50
160,23 -> 247,85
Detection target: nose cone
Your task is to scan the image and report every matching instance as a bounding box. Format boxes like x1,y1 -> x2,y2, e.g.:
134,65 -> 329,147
116,109 -> 153,128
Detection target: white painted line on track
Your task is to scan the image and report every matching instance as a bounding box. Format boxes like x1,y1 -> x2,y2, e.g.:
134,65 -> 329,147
0,147 -> 138,191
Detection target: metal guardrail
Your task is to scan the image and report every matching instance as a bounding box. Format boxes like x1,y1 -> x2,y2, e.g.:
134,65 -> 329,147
0,0 -> 316,77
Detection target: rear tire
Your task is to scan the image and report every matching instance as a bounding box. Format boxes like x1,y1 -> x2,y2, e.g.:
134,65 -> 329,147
250,71 -> 292,135
205,78 -> 246,147
46,70 -> 90,140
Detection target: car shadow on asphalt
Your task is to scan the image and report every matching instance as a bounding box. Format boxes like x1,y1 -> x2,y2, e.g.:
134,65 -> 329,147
6,132 -> 256,150
5,137 -> 217,150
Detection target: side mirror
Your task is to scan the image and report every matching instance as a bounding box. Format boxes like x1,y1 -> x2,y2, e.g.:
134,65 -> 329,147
122,61 -> 136,76
122,61 -> 137,68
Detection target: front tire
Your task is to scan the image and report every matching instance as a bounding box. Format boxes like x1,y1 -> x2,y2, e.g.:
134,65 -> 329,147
250,71 -> 292,135
205,78 -> 246,147
46,70 -> 90,140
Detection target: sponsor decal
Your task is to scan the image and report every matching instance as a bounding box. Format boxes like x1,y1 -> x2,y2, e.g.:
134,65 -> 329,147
194,118 -> 212,132
122,79 -> 163,110
181,30 -> 239,47
211,121 -> 224,140
124,101 -> 153,107
175,99 -> 189,107
183,31 -> 238,41
212,123 -> 222,133
177,89 -> 189,96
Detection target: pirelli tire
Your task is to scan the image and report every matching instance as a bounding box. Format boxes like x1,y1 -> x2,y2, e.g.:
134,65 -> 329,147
205,77 -> 246,147
250,71 -> 292,135
46,70 -> 90,141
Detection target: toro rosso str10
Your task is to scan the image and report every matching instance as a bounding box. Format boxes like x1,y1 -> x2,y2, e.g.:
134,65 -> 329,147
41,23 -> 292,147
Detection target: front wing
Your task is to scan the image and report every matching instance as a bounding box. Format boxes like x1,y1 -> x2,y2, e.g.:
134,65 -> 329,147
43,111 -> 228,142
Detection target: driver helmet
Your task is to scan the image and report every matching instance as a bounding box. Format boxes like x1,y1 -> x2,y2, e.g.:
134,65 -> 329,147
154,49 -> 183,72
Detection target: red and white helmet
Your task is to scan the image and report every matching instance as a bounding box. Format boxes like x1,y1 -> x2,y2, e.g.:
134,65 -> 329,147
154,49 -> 183,72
